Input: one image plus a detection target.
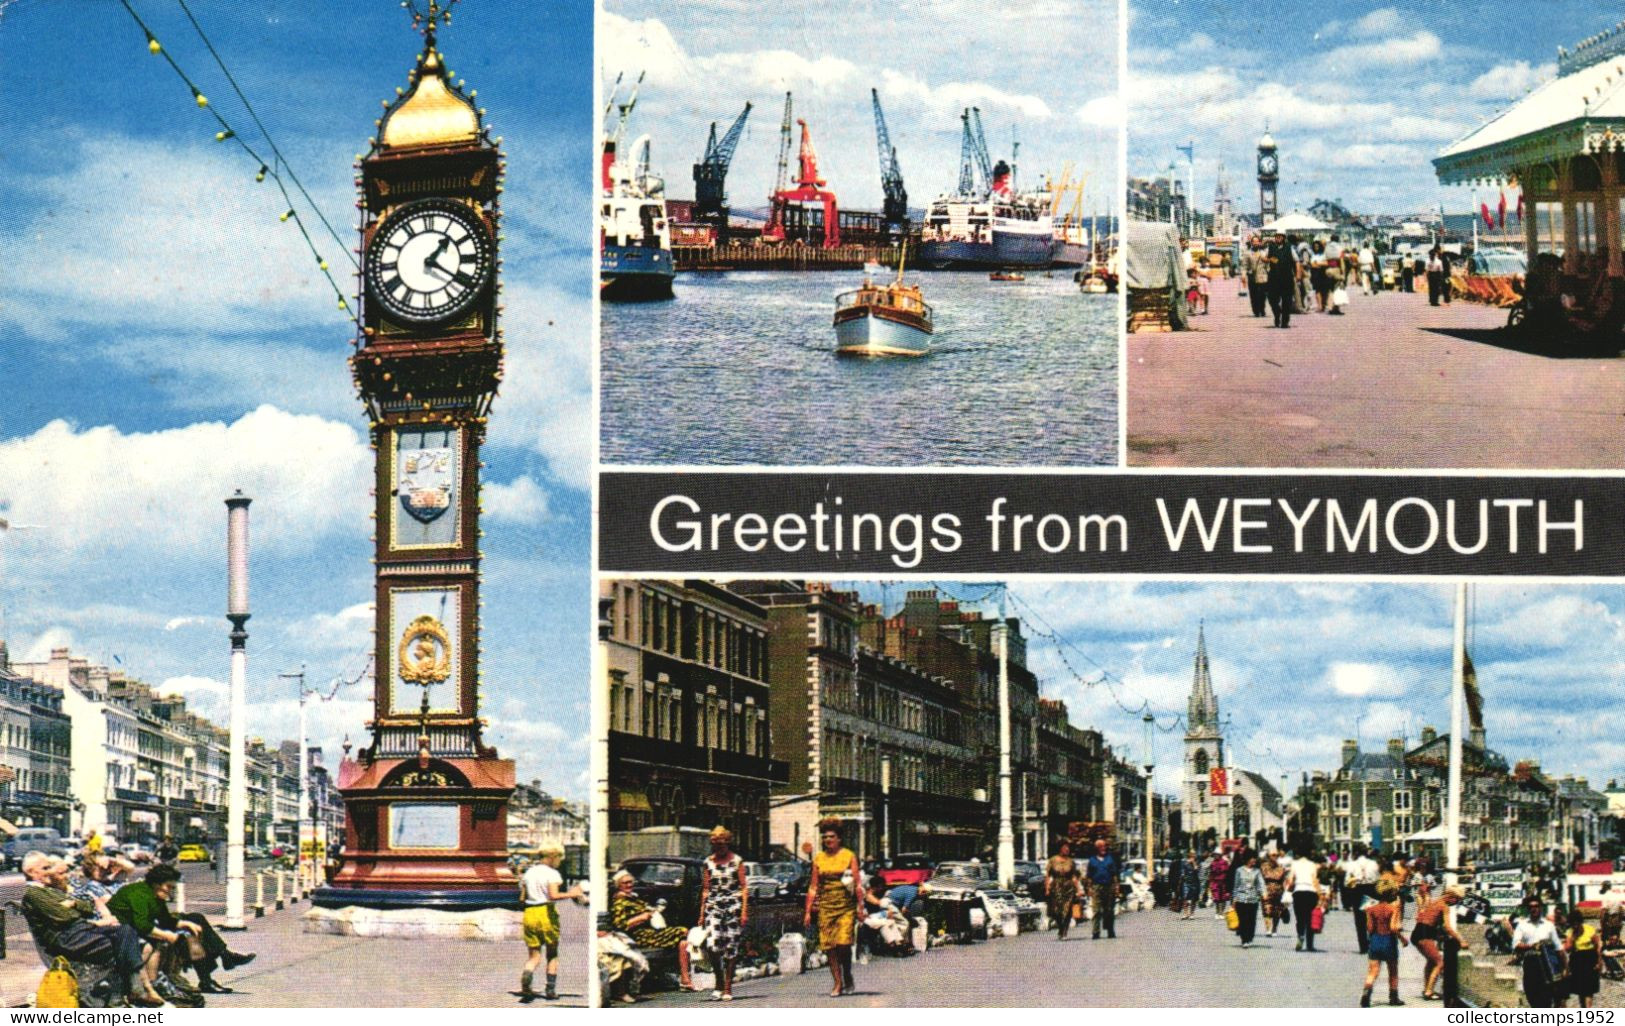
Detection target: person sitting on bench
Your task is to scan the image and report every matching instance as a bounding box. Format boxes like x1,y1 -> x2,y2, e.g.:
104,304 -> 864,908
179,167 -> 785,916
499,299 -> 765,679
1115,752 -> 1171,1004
20,851 -> 165,1007
108,863 -> 255,997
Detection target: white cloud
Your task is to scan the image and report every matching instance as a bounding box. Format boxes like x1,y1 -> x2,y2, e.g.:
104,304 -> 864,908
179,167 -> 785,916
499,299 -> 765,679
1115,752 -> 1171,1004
18,629 -> 75,663
1327,661 -> 1398,698
488,282 -> 592,490
0,405 -> 369,558
288,602 -> 374,653
483,476 -> 554,524
1468,60 -> 1556,100
1349,8 -> 1407,38
1320,31 -> 1442,72
158,675 -> 229,698
1076,95 -> 1122,129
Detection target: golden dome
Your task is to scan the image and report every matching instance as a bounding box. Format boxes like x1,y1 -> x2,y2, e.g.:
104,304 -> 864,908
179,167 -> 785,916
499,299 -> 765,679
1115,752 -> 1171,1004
379,44 -> 480,149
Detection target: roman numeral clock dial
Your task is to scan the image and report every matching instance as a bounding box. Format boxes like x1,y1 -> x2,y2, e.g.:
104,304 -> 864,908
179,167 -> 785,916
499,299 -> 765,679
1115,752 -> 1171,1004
364,198 -> 494,326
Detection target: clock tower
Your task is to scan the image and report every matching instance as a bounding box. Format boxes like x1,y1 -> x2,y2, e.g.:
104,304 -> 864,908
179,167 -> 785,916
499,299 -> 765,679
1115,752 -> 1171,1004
1257,126 -> 1279,225
317,8 -> 518,913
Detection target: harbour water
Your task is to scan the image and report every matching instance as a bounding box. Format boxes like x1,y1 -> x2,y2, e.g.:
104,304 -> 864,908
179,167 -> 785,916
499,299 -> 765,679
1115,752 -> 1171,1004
601,270 -> 1118,466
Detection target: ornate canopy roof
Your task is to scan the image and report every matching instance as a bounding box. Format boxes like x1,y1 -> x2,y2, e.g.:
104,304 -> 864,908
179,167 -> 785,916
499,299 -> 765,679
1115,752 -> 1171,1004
1436,25 -> 1625,186
379,41 -> 481,150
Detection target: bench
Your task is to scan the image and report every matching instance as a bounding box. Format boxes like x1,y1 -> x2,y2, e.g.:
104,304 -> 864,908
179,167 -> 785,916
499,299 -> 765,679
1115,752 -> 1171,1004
10,901 -> 127,1008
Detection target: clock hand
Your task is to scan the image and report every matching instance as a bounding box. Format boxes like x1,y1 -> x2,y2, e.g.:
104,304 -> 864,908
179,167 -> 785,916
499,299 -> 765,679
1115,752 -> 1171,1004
428,252 -> 482,288
421,235 -> 453,276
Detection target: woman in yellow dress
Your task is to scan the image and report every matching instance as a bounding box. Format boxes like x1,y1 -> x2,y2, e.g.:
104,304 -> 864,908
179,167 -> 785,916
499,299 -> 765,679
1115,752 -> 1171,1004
802,817 -> 862,998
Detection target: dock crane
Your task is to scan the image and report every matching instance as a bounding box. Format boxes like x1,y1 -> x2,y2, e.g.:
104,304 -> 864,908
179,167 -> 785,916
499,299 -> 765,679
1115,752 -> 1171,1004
770,92 -> 794,203
602,71 -> 645,192
764,113 -> 841,248
692,102 -> 752,243
870,88 -> 908,238
957,109 -> 976,197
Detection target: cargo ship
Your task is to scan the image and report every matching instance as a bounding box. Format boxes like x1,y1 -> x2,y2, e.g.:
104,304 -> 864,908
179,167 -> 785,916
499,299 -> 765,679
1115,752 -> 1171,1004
601,78 -> 675,302
918,160 -> 1054,270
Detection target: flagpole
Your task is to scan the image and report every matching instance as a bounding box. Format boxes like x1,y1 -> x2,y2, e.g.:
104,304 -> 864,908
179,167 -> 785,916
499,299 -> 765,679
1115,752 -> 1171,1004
1472,187 -> 1479,251
1446,582 -> 1466,888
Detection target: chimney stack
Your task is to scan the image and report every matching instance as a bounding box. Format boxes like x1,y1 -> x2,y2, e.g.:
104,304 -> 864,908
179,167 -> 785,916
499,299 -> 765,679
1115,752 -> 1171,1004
1341,739 -> 1359,767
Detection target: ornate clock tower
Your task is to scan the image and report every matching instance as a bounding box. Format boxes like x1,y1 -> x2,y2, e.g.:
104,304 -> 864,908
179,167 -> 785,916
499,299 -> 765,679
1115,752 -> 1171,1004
1257,126 -> 1279,225
317,10 -> 517,912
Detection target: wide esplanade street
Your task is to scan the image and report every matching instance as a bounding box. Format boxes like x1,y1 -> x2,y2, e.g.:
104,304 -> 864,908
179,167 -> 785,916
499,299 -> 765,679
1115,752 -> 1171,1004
1127,281 -> 1625,469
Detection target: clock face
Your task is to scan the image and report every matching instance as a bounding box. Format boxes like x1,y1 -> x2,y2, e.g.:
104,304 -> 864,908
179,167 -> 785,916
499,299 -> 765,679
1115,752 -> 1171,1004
1259,153 -> 1278,177
365,199 -> 494,326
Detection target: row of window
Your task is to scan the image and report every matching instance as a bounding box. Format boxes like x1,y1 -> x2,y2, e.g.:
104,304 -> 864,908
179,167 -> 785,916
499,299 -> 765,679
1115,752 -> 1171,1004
818,727 -> 975,799
821,666 -> 966,745
607,673 -> 771,757
609,585 -> 770,683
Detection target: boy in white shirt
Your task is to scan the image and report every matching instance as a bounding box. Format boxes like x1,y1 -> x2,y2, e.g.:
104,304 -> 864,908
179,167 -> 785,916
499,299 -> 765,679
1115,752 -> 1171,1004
521,844 -> 583,1002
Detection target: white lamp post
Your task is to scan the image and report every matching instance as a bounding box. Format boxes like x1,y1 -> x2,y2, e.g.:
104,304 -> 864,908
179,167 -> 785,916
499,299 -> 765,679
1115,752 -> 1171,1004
224,492 -> 251,929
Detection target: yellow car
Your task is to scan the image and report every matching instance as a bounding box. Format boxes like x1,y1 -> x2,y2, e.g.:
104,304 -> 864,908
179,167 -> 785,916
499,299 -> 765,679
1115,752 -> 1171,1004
177,844 -> 212,863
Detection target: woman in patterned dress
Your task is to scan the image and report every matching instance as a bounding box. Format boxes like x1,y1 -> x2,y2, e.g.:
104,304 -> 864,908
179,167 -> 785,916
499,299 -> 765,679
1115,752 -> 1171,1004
698,826 -> 748,1001
1261,853 -> 1288,937
1044,840 -> 1081,940
610,869 -> 694,991
803,817 -> 862,998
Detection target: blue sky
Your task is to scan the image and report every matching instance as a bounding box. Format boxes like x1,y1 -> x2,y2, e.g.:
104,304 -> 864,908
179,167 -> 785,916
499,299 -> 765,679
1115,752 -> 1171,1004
602,0 -> 1120,219
1130,1 -> 1614,217
840,581 -> 1625,798
0,1 -> 592,797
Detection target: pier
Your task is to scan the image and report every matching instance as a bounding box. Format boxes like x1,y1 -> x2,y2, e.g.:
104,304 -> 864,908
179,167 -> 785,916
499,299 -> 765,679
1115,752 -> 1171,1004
674,242 -> 906,272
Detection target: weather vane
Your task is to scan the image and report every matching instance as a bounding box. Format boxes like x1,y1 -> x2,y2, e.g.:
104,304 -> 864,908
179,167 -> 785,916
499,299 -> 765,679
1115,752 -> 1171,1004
402,0 -> 461,37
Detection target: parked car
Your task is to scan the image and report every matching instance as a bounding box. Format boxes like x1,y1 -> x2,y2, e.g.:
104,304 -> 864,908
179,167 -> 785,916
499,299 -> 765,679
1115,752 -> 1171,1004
119,842 -> 155,865
743,860 -> 809,901
3,828 -> 68,869
1011,859 -> 1045,902
876,852 -> 935,888
243,845 -> 269,861
919,860 -> 997,896
617,856 -> 705,930
177,844 -> 212,863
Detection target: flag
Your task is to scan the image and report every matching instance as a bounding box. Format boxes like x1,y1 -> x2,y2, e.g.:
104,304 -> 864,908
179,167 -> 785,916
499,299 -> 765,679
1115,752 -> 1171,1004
1497,190 -> 1508,229
1481,203 -> 1494,229
1463,650 -> 1484,731
1210,767 -> 1229,796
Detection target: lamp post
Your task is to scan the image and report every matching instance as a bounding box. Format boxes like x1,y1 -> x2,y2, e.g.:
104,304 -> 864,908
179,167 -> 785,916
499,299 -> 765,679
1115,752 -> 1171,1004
279,666 -> 307,886
1143,713 -> 1155,879
880,754 -> 892,862
223,491 -> 251,929
996,588 -> 1014,890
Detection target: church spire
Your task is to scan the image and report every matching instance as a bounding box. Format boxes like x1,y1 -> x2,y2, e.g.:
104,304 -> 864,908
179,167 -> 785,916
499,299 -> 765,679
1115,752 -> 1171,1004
1187,620 -> 1219,735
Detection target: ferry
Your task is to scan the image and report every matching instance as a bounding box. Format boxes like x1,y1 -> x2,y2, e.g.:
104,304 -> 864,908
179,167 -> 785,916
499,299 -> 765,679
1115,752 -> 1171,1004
833,255 -> 933,357
918,161 -> 1055,270
601,77 -> 675,302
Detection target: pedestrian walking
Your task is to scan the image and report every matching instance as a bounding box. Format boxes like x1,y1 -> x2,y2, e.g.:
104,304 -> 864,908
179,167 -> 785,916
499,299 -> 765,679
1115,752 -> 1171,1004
1045,840 -> 1081,940
1266,232 -> 1298,327
804,818 -> 862,998
1208,850 -> 1232,921
699,827 -> 748,1001
1261,853 -> 1287,936
517,843 -> 582,1002
1514,898 -> 1564,1008
1232,853 -> 1265,948
1344,845 -> 1380,954
1359,244 -> 1376,295
1287,850 -> 1325,952
1427,248 -> 1446,306
1244,237 -> 1270,317
1359,878 -> 1408,1007
1085,839 -> 1119,940
1414,885 -> 1466,1001
1561,907 -> 1602,1008
1179,852 -> 1202,919
610,870 -> 694,991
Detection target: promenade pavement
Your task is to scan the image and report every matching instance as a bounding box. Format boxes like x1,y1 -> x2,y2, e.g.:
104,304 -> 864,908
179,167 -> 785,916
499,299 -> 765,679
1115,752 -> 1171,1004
634,903 -> 1437,1008
0,863 -> 588,1007
1127,281 -> 1625,469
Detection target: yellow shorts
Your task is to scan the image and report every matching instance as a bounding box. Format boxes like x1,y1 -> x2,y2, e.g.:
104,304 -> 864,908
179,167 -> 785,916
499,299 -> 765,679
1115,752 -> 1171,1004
523,904 -> 560,950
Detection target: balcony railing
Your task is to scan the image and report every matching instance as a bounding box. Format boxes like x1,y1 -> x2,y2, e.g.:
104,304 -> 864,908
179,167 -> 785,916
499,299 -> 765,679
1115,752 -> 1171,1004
608,731 -> 788,783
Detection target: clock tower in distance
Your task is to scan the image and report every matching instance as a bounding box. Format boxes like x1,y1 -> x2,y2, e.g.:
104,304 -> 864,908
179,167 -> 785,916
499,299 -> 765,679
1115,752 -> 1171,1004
1257,126 -> 1279,226
315,16 -> 518,915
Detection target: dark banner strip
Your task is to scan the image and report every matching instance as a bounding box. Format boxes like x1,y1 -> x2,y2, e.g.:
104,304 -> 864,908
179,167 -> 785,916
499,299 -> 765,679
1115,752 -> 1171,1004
599,472 -> 1620,576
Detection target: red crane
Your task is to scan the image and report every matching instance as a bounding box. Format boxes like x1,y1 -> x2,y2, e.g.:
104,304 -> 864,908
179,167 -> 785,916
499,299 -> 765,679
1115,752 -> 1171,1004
764,117 -> 841,247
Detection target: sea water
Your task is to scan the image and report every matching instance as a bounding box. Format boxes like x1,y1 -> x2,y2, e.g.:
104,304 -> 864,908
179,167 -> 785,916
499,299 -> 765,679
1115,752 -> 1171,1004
601,269 -> 1118,466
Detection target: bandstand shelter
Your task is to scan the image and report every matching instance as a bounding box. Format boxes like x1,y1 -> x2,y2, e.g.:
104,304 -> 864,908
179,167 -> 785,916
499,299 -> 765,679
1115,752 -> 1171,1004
1436,23 -> 1625,278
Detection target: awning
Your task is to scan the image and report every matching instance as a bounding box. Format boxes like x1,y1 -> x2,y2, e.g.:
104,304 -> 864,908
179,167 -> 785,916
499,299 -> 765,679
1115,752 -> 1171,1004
610,789 -> 652,813
0,817 -> 19,837
129,810 -> 160,825
1435,45 -> 1625,185
1263,212 -> 1332,233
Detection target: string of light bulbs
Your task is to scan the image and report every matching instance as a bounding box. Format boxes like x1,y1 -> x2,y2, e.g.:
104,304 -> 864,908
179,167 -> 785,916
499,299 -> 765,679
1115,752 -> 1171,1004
117,0 -> 360,329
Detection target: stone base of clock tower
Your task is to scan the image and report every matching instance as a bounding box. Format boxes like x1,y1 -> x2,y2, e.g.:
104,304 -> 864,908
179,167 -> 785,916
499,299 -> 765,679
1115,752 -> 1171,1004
312,753 -> 520,912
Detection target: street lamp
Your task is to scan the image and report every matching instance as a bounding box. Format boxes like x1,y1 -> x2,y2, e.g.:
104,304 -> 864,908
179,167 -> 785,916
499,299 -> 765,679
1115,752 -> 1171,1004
1142,713 -> 1155,880
279,666 -> 308,887
880,754 -> 892,862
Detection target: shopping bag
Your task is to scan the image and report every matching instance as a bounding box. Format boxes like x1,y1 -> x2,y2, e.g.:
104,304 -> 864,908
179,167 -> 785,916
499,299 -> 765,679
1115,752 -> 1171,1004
37,957 -> 80,1008
1310,905 -> 1325,933
1332,286 -> 1349,307
1225,907 -> 1240,931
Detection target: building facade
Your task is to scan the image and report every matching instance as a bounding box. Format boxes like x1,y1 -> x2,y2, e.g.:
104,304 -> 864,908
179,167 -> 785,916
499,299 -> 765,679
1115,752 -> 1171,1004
602,581 -> 788,859
1176,626 -> 1283,850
